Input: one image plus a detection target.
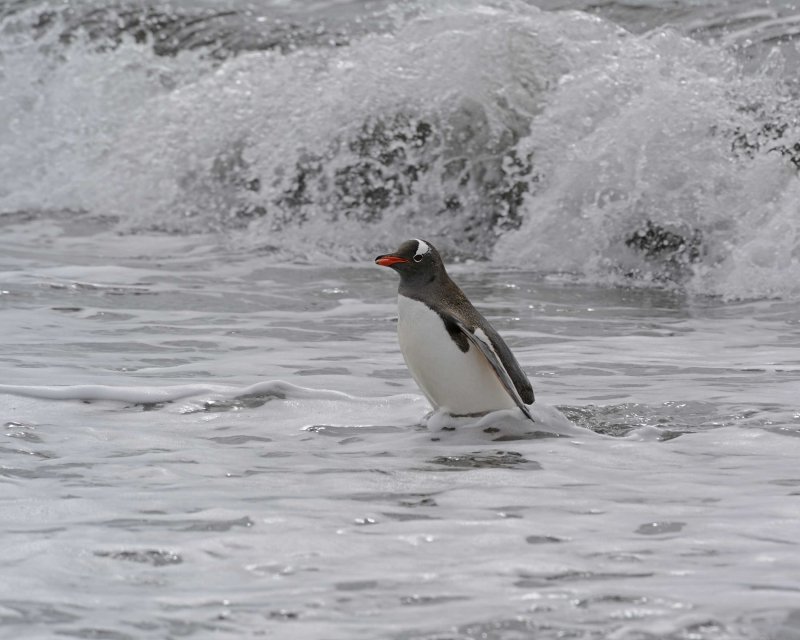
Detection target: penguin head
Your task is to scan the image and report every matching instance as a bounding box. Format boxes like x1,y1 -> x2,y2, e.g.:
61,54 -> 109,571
375,238 -> 445,286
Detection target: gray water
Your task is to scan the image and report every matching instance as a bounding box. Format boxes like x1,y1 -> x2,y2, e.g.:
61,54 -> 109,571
2,222 -> 799,639
2,0 -> 800,638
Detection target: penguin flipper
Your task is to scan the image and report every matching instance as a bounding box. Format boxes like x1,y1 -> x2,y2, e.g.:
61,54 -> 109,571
446,315 -> 535,423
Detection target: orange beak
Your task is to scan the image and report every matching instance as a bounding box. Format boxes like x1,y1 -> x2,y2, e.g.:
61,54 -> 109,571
375,255 -> 408,267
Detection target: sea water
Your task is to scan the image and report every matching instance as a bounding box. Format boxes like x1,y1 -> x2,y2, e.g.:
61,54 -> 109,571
2,1 -> 800,638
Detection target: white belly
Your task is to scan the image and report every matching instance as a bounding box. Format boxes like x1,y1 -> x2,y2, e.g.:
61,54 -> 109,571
396,295 -> 516,415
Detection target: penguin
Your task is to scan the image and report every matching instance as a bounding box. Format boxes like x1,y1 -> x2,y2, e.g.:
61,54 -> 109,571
375,238 -> 535,421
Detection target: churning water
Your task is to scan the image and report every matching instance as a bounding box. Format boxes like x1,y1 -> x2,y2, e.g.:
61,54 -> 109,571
1,0 -> 800,638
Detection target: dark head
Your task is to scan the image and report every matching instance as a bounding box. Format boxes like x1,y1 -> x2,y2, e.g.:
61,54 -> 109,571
375,238 -> 447,288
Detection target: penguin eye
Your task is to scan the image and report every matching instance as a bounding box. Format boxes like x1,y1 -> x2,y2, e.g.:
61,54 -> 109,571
413,254 -> 423,263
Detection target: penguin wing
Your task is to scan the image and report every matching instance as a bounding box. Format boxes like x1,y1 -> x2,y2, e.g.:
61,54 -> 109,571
475,319 -> 535,405
445,314 -> 535,423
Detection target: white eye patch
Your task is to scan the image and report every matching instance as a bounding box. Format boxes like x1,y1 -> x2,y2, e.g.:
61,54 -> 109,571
414,239 -> 430,258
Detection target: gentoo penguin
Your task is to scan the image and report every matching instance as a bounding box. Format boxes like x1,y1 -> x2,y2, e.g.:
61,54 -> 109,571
375,238 -> 535,421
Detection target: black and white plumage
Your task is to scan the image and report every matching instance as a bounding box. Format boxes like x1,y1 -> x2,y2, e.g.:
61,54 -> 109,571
375,238 -> 535,421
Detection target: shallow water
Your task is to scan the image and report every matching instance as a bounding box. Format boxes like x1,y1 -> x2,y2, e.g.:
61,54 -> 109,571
3,0 -> 800,637
2,225 -> 800,639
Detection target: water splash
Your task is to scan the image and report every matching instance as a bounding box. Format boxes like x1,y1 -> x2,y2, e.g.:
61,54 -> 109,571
2,0 -> 799,298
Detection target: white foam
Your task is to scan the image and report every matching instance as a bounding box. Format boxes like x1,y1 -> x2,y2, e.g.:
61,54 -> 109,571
426,403 -> 589,438
4,3 -> 799,299
0,380 -> 362,404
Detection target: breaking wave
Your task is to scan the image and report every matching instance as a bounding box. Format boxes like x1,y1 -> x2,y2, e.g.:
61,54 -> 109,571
1,0 -> 799,298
